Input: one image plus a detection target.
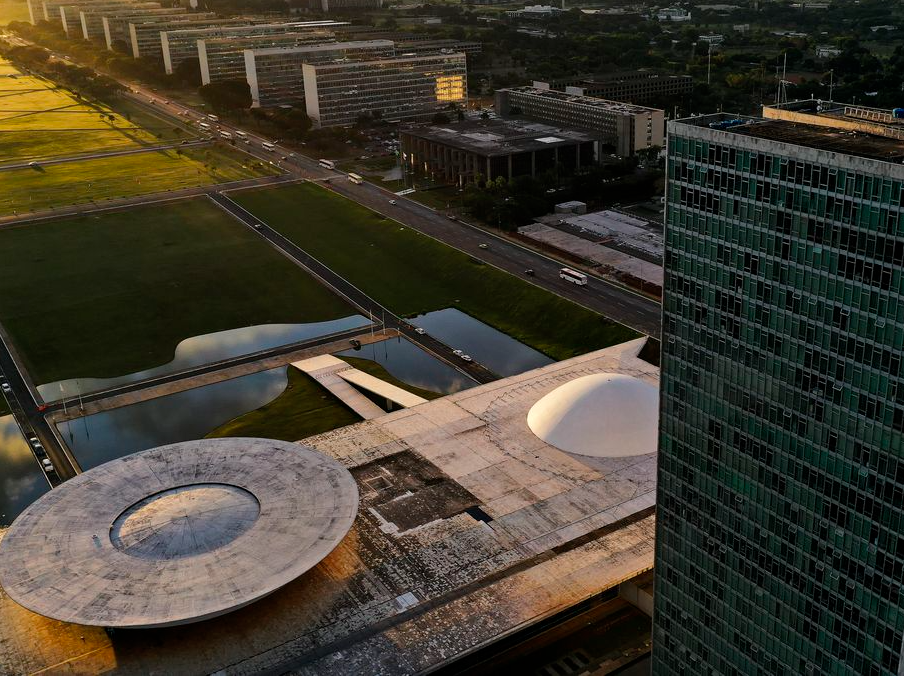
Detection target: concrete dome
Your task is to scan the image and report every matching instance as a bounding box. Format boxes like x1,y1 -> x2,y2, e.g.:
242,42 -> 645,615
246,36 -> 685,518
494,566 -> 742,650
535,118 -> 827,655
527,373 -> 658,458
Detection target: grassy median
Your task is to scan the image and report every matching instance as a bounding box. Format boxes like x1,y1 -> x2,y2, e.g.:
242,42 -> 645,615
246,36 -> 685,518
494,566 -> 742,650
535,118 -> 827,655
206,367 -> 361,441
232,182 -> 638,360
0,198 -> 354,384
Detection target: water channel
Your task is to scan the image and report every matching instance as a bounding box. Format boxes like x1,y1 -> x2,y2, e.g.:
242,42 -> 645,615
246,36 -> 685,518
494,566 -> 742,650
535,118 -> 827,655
0,414 -> 49,526
37,317 -> 370,402
408,308 -> 554,377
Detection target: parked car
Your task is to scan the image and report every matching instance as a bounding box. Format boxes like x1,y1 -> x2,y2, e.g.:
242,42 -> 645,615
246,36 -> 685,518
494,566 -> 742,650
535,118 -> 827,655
41,458 -> 54,473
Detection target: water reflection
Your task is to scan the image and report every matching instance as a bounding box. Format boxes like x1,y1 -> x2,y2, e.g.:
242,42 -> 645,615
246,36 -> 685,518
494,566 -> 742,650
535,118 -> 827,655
0,415 -> 49,526
409,308 -> 553,377
337,336 -> 476,395
38,317 -> 370,401
60,368 -> 288,470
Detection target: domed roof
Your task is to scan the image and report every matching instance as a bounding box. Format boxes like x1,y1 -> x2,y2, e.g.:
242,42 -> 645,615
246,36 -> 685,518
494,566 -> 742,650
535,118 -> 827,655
527,373 -> 658,458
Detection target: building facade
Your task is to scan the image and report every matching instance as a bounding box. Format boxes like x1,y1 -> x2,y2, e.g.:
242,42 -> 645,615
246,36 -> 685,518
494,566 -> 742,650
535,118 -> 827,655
303,53 -> 467,128
81,4 -> 176,40
102,8 -> 189,49
245,40 -> 395,109
129,17 -> 235,59
532,71 -> 693,106
495,86 -> 664,156
654,111 -> 904,674
400,119 -> 596,185
160,20 -> 345,74
60,2 -> 158,36
198,31 -> 336,84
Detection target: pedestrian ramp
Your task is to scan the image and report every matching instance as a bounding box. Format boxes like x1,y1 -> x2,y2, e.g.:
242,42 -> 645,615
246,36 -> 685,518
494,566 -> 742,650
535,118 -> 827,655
292,355 -> 428,420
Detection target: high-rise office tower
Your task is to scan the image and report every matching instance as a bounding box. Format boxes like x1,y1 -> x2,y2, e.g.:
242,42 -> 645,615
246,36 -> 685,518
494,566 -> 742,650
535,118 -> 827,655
653,102 -> 904,675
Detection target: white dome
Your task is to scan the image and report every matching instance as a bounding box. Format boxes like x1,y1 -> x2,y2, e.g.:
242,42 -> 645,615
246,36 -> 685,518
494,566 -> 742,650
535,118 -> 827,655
527,373 -> 658,458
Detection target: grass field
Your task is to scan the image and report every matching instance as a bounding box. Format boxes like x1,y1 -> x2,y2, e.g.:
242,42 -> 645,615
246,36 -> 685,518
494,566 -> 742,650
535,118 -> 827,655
0,145 -> 276,215
0,198 -> 354,384
206,367 -> 361,441
0,60 -> 186,162
0,0 -> 28,24
233,183 -> 638,360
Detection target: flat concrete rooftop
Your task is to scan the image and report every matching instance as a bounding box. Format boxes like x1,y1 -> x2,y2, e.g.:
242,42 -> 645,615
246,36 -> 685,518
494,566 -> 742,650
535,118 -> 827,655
0,339 -> 657,675
402,119 -> 596,156
733,119 -> 904,162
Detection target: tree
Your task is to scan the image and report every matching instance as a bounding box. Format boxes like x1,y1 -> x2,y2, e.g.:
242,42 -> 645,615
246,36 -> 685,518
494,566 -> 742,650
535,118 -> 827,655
174,57 -> 201,87
198,80 -> 251,111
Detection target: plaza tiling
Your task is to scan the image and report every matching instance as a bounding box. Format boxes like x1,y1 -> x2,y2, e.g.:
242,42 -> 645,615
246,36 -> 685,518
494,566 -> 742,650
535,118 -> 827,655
0,338 -> 657,675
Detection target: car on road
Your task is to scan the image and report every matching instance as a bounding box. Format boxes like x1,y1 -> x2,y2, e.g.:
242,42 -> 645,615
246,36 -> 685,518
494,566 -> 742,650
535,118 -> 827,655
453,349 -> 463,356
388,200 -> 397,205
28,436 -> 44,452
163,100 -> 170,104
253,223 -> 262,229
524,269 -> 535,276
41,458 -> 54,473
414,327 -> 426,335
27,161 -> 38,167
447,214 -> 457,221
1,382 -> 10,394
478,243 -> 488,249
461,354 -> 473,362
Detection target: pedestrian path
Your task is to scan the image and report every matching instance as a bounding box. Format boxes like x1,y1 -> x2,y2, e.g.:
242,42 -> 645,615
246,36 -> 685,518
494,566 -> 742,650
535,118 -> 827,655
292,355 -> 427,420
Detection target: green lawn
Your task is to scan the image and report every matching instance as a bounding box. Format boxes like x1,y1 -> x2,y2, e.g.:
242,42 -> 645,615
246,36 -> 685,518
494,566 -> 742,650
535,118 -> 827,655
0,61 -> 180,161
0,145 -> 275,215
232,182 -> 638,360
206,367 -> 361,441
0,198 -> 354,384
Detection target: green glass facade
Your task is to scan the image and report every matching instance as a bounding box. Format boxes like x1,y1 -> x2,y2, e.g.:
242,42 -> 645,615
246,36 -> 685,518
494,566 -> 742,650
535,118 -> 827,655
653,114 -> 904,675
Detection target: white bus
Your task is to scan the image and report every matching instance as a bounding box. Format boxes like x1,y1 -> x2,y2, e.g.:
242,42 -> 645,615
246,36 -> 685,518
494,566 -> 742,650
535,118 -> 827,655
198,121 -> 211,130
207,113 -> 219,121
261,141 -> 275,151
319,158 -> 335,170
234,130 -> 247,138
560,267 -> 588,286
348,172 -> 364,185
219,130 -> 233,139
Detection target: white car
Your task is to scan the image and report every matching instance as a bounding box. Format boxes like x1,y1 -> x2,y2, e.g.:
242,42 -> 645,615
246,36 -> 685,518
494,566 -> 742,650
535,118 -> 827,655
414,327 -> 426,335
452,349 -> 463,357
460,354 -> 473,362
388,200 -> 397,205
1,383 -> 10,394
41,458 -> 54,472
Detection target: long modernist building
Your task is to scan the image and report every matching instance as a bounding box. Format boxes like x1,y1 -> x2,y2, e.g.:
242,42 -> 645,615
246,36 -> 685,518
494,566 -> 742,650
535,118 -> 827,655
495,86 -> 664,157
57,1 -> 159,36
534,70 -> 694,105
103,7 -> 191,48
81,3 -> 183,40
400,118 -> 596,184
303,52 -> 467,128
161,20 -> 347,74
129,17 -> 243,59
200,31 -> 336,84
245,40 -> 395,109
29,0 -> 118,23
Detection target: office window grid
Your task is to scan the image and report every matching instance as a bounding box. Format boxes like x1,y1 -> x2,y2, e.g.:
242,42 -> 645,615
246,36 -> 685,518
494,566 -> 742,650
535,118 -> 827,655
654,132 -> 904,676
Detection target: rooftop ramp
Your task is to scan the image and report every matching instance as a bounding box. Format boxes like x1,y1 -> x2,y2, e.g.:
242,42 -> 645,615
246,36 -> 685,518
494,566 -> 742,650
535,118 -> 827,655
292,355 -> 427,420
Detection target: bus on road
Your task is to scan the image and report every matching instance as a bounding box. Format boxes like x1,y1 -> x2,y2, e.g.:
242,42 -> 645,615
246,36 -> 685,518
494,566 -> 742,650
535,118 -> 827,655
261,141 -> 275,151
199,121 -> 211,130
560,268 -> 588,286
348,173 -> 364,185
319,159 -> 336,170
219,130 -> 233,139
235,130 -> 247,138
